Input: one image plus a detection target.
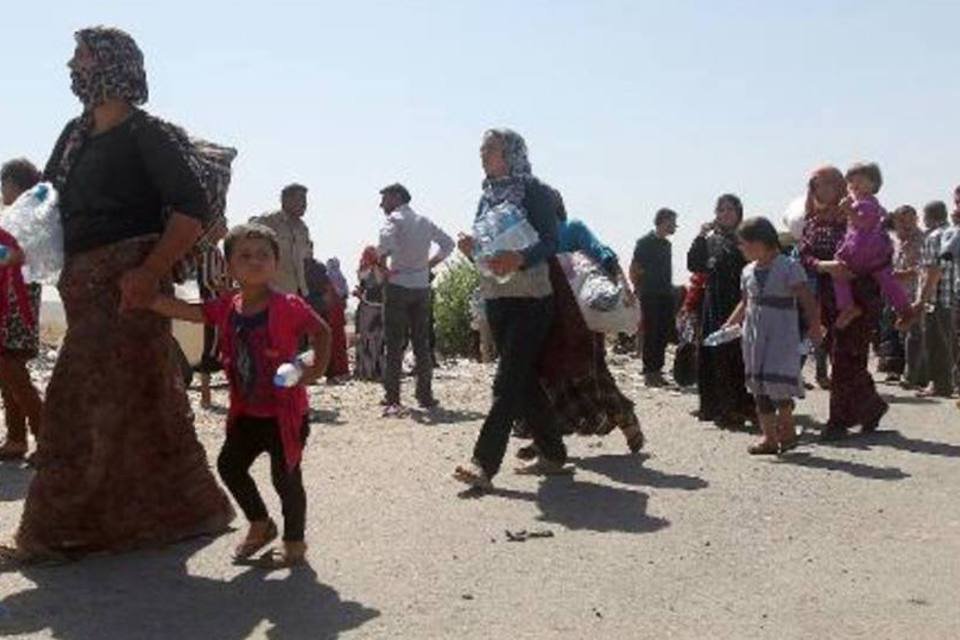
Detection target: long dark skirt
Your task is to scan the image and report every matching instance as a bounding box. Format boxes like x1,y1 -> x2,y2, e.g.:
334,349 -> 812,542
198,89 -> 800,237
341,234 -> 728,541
697,340 -> 754,423
16,237 -> 234,556
828,277 -> 887,429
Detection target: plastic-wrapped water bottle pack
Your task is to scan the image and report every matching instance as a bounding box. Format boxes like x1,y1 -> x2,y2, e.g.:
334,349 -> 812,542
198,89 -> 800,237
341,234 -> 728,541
1,182 -> 64,284
472,202 -> 540,283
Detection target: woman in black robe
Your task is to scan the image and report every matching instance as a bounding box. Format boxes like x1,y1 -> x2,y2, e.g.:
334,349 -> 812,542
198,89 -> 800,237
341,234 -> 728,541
687,194 -> 755,428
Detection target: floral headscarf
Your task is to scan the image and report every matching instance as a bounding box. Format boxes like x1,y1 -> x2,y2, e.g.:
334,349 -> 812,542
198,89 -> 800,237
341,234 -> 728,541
71,26 -> 148,109
805,165 -> 846,219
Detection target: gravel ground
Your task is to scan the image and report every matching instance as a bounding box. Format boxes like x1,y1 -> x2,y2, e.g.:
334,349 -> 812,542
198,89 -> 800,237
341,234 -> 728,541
1,350 -> 959,639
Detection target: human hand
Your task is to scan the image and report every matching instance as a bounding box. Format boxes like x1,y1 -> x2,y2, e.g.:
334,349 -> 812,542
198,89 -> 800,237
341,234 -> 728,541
487,251 -> 524,277
699,222 -> 715,237
119,266 -> 161,312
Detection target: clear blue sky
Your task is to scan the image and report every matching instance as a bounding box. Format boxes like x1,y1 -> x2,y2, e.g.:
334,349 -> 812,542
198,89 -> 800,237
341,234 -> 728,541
3,1 -> 958,284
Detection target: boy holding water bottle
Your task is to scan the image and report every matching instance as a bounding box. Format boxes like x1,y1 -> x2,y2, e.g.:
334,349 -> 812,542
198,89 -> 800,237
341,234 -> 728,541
151,223 -> 330,567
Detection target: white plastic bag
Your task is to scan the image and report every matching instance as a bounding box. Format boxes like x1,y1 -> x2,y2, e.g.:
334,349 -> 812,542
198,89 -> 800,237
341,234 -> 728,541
782,195 -> 807,242
472,202 -> 540,284
1,182 -> 64,284
556,251 -> 640,334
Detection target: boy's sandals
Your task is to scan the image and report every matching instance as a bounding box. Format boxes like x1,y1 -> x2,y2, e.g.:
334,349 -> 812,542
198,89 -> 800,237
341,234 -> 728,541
453,461 -> 492,490
0,441 -> 28,461
515,458 -> 574,476
233,519 -> 278,561
252,543 -> 307,569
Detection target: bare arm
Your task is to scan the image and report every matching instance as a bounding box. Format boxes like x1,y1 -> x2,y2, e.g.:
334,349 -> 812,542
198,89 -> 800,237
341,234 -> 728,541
793,283 -> 824,343
917,265 -> 942,305
724,295 -> 747,328
628,259 -> 643,293
151,295 -> 206,324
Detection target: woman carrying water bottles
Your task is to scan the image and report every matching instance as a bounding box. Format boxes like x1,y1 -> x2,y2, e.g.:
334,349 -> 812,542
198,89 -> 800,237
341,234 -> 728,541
453,128 -> 569,489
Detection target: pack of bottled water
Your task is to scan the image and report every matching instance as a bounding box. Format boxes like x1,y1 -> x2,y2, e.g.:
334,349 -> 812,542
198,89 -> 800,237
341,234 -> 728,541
472,202 -> 540,283
1,183 -> 64,284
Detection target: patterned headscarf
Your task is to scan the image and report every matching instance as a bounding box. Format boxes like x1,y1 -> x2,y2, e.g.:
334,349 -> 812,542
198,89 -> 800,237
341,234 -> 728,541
479,128 -> 534,210
805,165 -> 846,220
71,26 -> 148,109
359,246 -> 380,271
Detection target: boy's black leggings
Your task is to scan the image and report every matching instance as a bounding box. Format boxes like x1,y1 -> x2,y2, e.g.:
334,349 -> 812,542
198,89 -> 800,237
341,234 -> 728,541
217,415 -> 309,542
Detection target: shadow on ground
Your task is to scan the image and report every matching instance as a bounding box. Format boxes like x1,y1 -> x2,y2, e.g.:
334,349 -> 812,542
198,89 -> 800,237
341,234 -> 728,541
772,451 -> 910,481
0,539 -> 379,640
0,463 -> 32,502
408,408 -> 486,426
461,475 -> 670,535
572,454 -> 709,491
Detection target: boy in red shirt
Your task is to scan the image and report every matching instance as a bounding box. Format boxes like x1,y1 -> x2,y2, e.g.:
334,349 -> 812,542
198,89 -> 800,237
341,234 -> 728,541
152,223 -> 330,567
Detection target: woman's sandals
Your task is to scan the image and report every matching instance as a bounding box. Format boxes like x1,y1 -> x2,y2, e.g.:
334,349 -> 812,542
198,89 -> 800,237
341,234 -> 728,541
233,519 -> 278,562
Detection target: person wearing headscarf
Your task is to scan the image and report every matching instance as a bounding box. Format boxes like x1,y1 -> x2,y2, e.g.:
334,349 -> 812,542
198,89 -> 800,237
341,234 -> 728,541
454,128 -> 568,489
515,200 -> 645,458
0,158 -> 45,461
326,258 -> 348,299
3,27 -> 233,563
687,194 -> 755,428
798,166 -> 888,439
353,246 -> 387,380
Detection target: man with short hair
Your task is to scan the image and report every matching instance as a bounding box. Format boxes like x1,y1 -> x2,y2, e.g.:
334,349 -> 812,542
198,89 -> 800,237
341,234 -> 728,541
251,183 -> 312,296
377,183 -> 454,415
630,208 -> 678,386
913,200 -> 956,397
889,206 -> 925,386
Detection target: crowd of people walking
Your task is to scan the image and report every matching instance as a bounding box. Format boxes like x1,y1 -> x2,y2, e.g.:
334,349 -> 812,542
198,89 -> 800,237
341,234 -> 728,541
0,25 -> 958,568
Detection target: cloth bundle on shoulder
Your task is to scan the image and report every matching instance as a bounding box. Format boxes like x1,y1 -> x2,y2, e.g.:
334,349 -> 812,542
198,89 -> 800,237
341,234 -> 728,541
51,109 -> 237,280
1,183 -> 64,284
555,251 -> 640,334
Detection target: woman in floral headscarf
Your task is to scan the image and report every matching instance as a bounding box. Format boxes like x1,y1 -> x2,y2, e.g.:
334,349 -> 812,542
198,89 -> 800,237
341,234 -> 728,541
354,246 -> 387,381
798,166 -> 888,439
453,128 -> 569,489
2,27 -> 232,563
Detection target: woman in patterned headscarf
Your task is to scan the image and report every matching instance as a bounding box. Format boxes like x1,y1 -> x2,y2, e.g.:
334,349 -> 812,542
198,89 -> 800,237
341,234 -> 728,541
354,246 -> 387,381
798,166 -> 888,440
453,128 -> 569,489
2,27 -> 233,564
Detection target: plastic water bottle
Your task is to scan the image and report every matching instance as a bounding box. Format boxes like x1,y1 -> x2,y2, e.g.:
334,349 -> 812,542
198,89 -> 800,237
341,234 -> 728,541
473,203 -> 540,284
273,350 -> 316,388
0,246 -> 8,261
702,325 -> 742,347
798,338 -> 813,356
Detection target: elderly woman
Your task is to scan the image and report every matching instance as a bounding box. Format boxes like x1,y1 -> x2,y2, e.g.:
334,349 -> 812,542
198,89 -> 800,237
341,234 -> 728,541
798,166 -> 888,439
4,27 -> 232,562
687,194 -> 754,428
0,159 -> 45,461
454,129 -> 568,489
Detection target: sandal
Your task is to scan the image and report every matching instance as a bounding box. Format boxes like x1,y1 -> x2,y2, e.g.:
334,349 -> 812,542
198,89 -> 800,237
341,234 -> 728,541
252,543 -> 307,569
233,519 -> 278,561
515,445 -> 539,461
453,461 -> 492,490
748,440 -> 780,455
515,458 -> 574,476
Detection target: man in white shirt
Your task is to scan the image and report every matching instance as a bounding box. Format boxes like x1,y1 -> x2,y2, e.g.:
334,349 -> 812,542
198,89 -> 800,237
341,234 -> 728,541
377,183 -> 454,415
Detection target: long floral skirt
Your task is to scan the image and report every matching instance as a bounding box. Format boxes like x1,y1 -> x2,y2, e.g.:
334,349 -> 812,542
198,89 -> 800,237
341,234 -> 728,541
16,237 -> 233,556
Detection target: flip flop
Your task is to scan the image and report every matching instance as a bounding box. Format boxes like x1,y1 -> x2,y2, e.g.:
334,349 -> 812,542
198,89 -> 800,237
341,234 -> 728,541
233,520 -> 278,561
251,546 -> 307,570
453,462 -> 492,490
